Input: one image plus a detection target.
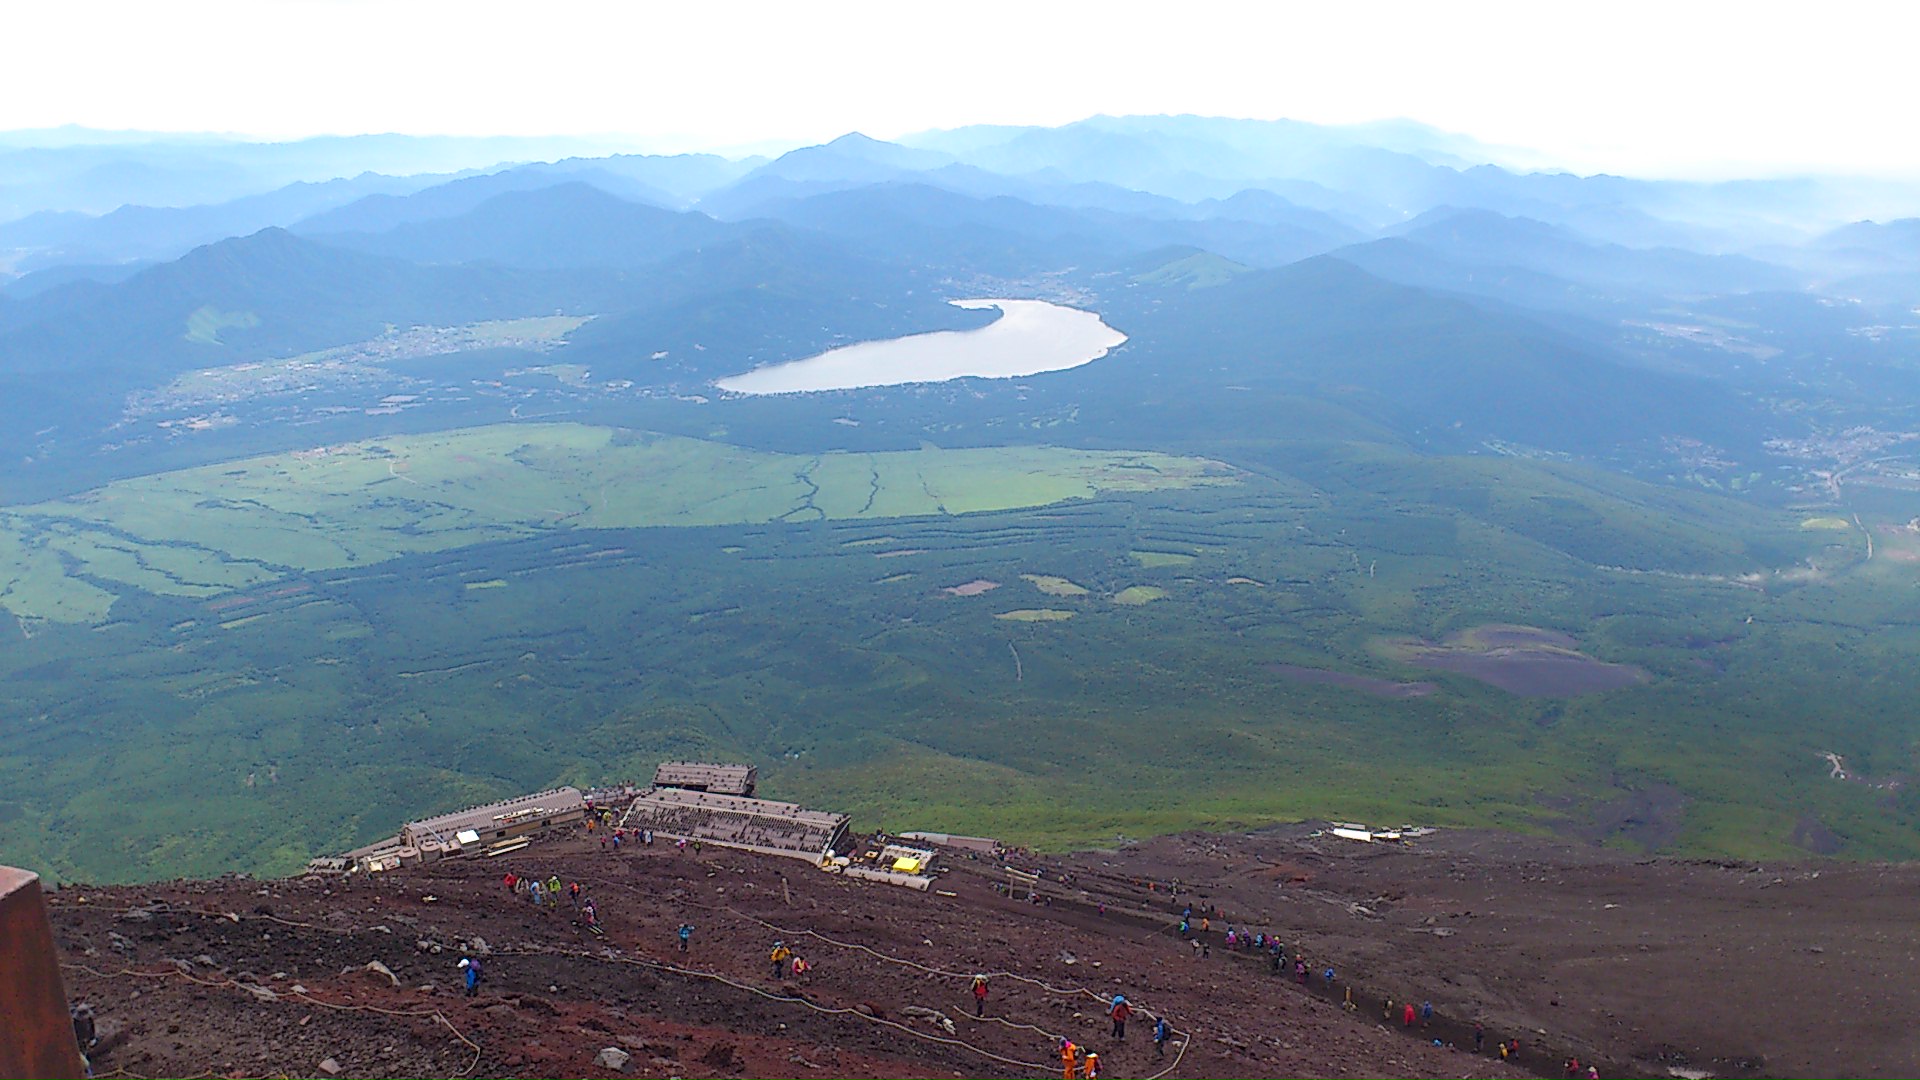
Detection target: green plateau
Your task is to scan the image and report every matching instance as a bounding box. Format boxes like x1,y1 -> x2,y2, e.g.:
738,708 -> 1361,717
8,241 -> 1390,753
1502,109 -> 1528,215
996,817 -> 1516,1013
2,421 -> 1915,884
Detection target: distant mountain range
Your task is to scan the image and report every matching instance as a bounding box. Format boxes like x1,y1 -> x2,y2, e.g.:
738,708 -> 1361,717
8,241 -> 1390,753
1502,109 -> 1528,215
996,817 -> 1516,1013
3,113 -> 1919,474
1104,253 -> 1756,457
0,227 -> 599,377
306,183 -> 737,269
0,172 -> 440,280
0,130 -> 671,218
7,115 -> 1918,277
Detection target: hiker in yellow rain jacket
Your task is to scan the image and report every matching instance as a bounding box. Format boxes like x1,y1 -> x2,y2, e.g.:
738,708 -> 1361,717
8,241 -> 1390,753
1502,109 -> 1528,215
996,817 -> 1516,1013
770,941 -> 792,980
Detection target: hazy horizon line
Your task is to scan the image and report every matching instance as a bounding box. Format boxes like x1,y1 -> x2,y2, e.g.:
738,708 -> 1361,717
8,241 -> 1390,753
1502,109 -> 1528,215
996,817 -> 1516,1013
8,115 -> 1920,187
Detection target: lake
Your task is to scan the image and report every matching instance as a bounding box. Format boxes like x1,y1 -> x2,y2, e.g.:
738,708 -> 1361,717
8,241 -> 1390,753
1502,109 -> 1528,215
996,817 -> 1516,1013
714,299 -> 1126,395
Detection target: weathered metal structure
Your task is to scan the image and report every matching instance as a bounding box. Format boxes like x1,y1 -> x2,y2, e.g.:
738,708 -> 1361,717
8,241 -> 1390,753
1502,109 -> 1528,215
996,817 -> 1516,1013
402,786 -> 587,849
0,865 -> 88,1078
651,761 -> 758,796
335,786 -> 587,872
621,787 -> 851,862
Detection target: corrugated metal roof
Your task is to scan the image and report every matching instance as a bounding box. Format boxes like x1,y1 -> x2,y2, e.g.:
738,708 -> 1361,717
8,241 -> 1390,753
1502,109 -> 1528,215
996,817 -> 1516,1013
652,762 -> 758,794
404,786 -> 585,838
623,786 -> 849,856
637,787 -> 844,828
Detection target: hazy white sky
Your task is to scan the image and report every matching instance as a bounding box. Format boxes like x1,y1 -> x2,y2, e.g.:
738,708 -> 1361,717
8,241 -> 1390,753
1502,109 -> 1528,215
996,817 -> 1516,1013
4,0 -> 1916,178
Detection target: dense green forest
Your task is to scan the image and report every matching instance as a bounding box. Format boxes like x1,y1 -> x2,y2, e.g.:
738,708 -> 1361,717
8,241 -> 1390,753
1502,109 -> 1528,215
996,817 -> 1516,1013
2,416 -> 1912,883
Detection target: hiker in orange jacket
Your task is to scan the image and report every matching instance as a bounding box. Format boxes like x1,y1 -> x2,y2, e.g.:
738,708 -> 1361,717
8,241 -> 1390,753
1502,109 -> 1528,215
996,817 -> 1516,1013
1059,1038 -> 1077,1080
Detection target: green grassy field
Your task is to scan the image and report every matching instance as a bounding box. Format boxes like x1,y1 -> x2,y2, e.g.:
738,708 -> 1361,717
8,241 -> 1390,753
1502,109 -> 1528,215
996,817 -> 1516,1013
1,418 -> 1915,886
183,305 -> 260,345
0,423 -> 1233,624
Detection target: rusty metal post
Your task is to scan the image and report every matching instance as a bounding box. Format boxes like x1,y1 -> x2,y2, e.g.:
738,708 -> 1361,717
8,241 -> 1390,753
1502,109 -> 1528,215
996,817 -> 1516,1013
0,865 -> 87,1078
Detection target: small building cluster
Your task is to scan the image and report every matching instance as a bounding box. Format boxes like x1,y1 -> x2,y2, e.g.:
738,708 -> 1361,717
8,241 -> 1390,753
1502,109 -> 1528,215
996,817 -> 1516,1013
1319,822 -> 1438,844
313,761 -> 995,893
830,836 -> 941,891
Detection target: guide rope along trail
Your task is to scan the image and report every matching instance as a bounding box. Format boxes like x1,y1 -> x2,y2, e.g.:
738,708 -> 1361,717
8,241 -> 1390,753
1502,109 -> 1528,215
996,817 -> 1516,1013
568,867 -> 1199,1076
59,960 -> 483,1077
487,933 -> 1190,1076
67,1060 -> 288,1068
85,876 -> 1196,1009
541,873 -> 1197,1079
575,871 -> 1176,1009
716,900 -> 1179,1015
67,895 -> 1185,1078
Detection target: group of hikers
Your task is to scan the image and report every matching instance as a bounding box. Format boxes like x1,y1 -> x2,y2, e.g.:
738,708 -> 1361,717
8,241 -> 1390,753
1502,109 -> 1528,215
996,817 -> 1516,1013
582,797 -> 683,852
767,939 -> 813,981
499,869 -> 600,931
585,818 -> 656,852
505,812 -> 1583,1077
1048,996 -> 1173,1078
660,925 -> 812,981
1162,898 -> 1593,1074
960,976 -> 1173,1077
1177,901 -> 1300,968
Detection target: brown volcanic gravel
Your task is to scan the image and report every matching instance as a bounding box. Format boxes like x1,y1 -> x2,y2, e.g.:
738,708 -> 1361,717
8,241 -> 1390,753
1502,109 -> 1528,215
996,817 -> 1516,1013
49,821 -> 1914,1078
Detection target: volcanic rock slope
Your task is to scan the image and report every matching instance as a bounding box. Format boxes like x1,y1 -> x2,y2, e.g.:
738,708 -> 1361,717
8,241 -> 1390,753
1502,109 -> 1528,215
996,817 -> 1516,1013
49,824 -> 1918,1078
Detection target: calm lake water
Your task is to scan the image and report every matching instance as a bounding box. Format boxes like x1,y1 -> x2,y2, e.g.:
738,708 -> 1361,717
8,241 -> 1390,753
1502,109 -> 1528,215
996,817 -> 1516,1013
714,299 -> 1126,395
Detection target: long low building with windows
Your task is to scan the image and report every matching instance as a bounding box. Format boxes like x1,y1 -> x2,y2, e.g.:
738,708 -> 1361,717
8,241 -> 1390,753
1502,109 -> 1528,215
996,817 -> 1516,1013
620,786 -> 852,862
328,786 -> 588,872
402,786 -> 587,849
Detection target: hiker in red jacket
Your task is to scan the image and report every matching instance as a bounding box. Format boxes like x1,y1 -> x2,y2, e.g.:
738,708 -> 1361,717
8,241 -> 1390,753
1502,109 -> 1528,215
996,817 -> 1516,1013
1109,995 -> 1132,1039
1403,1002 -> 1417,1027
972,975 -> 989,1017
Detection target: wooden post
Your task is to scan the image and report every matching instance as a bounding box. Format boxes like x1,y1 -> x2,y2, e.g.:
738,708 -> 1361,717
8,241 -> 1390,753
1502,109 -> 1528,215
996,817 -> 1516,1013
0,865 -> 87,1078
